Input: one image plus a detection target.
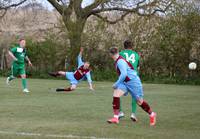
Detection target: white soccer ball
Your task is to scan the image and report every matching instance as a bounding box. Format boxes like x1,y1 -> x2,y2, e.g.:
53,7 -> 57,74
189,62 -> 197,70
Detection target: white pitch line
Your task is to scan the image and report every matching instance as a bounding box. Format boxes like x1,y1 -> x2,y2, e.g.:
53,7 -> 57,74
0,131 -> 115,139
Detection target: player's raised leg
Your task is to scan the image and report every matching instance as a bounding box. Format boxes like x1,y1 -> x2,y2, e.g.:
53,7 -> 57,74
48,71 -> 66,77
127,80 -> 156,126
49,48 -> 93,92
137,98 -> 156,126
6,66 -> 16,85
6,76 -> 14,85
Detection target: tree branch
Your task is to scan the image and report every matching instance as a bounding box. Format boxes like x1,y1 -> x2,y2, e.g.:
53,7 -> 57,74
93,0 -> 173,25
143,1 -> 173,16
91,7 -> 138,14
0,0 -> 27,10
47,0 -> 63,15
83,0 -> 109,15
89,0 -> 174,21
93,12 -> 130,24
74,0 -> 83,16
90,0 -> 158,15
64,0 -> 73,16
137,0 -> 147,7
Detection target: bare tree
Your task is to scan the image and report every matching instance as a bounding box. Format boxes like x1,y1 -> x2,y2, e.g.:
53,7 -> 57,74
47,0 -> 174,67
0,0 -> 28,18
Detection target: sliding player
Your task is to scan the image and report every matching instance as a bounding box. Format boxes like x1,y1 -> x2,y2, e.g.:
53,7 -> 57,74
6,38 -> 32,93
119,40 -> 140,122
48,47 -> 94,92
107,47 -> 156,126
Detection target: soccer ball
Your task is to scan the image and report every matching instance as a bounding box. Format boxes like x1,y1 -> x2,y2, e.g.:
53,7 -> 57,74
189,62 -> 197,70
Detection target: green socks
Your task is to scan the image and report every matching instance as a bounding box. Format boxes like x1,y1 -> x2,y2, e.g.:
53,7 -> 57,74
119,98 -> 137,114
131,99 -> 137,113
119,98 -> 122,112
22,78 -> 27,89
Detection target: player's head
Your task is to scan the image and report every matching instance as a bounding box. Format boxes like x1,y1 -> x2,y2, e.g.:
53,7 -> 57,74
84,61 -> 90,69
19,38 -> 26,48
109,47 -> 119,60
124,40 -> 132,49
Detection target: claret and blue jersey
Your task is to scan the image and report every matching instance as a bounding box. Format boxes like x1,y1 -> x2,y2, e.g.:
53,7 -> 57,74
65,54 -> 92,85
113,56 -> 137,88
76,54 -> 92,83
114,56 -> 143,100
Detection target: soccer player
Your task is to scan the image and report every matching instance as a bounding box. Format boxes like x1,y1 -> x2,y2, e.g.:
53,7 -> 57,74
107,47 -> 156,126
48,47 -> 94,92
6,38 -> 32,93
119,40 -> 140,122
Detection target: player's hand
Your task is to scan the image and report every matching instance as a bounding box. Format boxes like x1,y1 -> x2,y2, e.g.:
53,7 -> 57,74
80,47 -> 84,53
28,61 -> 33,67
89,87 -> 94,91
112,84 -> 117,89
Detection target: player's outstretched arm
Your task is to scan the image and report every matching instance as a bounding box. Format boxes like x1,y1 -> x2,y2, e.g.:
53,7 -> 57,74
8,51 -> 18,61
25,56 -> 32,66
89,83 -> 94,91
77,47 -> 84,67
86,72 -> 94,90
79,47 -> 83,56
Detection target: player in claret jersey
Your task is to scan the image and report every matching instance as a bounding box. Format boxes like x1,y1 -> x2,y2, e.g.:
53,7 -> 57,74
48,47 -> 94,92
107,47 -> 156,126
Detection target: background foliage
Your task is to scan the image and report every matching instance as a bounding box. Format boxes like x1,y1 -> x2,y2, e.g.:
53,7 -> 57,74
0,3 -> 200,84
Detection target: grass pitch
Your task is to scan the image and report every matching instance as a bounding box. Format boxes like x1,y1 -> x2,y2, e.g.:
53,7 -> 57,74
0,77 -> 199,139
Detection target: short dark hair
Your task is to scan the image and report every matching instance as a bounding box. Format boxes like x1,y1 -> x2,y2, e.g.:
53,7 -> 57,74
109,47 -> 118,55
124,40 -> 132,49
19,38 -> 25,42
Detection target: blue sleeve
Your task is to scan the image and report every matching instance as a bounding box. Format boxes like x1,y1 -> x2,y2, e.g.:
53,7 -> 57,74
114,59 -> 128,87
85,72 -> 92,83
77,54 -> 84,68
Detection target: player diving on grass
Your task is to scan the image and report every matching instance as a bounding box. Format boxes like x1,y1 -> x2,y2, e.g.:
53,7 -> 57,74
119,40 -> 140,122
6,38 -> 33,93
107,47 -> 156,126
48,47 -> 94,92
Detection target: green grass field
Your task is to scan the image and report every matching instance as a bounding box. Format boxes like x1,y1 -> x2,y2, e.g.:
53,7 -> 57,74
0,77 -> 200,139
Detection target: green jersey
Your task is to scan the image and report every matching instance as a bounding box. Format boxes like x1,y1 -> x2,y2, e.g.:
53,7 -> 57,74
120,49 -> 140,75
10,44 -> 27,65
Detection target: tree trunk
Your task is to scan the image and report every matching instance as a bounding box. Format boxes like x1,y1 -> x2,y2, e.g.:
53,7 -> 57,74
63,17 -> 86,70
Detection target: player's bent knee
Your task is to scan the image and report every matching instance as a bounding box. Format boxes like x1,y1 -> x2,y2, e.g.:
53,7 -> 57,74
137,99 -> 143,105
113,89 -> 125,97
21,74 -> 26,78
113,93 -> 120,97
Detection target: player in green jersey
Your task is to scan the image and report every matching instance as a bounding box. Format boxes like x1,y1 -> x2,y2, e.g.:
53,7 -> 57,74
6,38 -> 32,93
119,40 -> 140,122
